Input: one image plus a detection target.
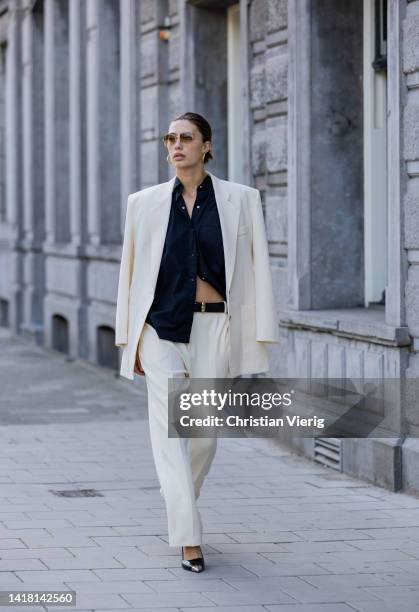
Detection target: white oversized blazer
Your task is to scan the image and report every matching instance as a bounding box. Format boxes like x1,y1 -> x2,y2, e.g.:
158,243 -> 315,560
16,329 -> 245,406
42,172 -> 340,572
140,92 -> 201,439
115,171 -> 279,380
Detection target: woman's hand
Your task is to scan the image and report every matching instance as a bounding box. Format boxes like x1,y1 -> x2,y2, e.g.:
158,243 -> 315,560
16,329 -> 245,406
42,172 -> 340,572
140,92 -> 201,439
134,351 -> 145,376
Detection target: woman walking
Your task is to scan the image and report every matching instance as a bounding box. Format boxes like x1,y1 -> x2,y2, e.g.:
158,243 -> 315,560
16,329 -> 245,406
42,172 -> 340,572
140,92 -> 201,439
115,112 -> 279,572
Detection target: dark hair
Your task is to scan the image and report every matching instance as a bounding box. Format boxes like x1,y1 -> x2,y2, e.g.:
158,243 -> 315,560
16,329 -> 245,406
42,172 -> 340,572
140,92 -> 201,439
171,112 -> 213,164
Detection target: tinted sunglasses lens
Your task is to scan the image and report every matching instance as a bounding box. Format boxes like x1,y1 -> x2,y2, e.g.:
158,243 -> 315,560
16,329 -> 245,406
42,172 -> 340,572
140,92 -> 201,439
163,134 -> 176,145
163,133 -> 193,145
180,133 -> 193,142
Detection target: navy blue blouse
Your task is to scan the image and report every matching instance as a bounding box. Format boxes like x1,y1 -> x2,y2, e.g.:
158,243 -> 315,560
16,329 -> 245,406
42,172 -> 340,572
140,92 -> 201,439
145,173 -> 226,342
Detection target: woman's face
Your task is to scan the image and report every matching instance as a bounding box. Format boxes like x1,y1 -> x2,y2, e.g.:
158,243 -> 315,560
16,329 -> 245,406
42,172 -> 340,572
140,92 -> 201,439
165,120 -> 211,169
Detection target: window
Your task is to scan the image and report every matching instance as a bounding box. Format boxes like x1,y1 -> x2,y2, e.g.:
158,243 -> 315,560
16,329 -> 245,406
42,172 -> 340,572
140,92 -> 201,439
185,0 -> 246,180
288,1 -> 365,311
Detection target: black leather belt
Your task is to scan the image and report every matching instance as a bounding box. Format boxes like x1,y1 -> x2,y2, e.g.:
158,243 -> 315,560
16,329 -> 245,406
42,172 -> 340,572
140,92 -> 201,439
193,301 -> 227,313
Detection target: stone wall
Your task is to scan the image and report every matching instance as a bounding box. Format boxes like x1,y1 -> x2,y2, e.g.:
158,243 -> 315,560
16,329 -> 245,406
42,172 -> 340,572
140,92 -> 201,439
247,0 -> 288,373
402,0 -> 419,493
2,0 -> 419,492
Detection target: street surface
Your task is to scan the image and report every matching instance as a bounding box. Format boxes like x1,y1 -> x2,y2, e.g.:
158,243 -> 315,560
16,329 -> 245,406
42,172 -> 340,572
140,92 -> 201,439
1,328 -> 419,611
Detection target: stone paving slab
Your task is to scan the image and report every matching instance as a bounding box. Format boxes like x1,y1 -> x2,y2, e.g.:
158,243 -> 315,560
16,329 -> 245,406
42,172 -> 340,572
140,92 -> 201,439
181,607 -> 268,612
14,569 -> 102,584
264,606 -> 366,612
2,331 -> 419,610
348,602 -> 419,612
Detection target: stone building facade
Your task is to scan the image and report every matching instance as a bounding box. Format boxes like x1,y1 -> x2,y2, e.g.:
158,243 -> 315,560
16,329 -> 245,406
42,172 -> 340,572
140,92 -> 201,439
1,0 -> 419,493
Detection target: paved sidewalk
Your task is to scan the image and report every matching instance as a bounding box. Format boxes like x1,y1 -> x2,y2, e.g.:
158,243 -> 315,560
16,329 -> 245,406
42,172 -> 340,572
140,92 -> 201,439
1,329 -> 419,611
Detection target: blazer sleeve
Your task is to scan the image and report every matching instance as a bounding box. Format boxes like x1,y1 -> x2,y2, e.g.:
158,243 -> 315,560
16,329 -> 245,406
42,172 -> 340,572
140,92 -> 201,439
250,189 -> 280,343
115,193 -> 135,347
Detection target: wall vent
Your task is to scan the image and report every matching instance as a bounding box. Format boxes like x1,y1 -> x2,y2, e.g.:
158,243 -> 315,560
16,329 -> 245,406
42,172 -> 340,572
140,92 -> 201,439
314,437 -> 342,471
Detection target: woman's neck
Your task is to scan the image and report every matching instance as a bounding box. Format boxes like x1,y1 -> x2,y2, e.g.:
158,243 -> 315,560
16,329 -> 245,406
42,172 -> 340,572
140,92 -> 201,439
176,167 -> 208,194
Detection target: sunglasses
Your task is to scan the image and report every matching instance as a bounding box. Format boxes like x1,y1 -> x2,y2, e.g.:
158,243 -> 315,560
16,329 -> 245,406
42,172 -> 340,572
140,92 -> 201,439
162,132 -> 195,145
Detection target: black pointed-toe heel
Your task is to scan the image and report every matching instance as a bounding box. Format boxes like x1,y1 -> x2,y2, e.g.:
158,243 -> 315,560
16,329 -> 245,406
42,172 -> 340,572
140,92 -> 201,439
181,546 -> 205,573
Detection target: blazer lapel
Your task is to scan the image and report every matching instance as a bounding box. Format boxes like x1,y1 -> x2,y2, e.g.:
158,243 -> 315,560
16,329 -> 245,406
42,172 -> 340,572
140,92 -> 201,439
148,177 -> 176,293
207,172 -> 240,297
148,171 -> 241,298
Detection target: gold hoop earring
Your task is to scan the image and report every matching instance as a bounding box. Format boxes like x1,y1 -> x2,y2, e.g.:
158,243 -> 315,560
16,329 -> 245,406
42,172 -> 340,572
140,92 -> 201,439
202,152 -> 206,162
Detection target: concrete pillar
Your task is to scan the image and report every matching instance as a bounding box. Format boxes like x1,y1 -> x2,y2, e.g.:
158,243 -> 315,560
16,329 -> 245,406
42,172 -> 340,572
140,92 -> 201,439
86,0 -> 120,248
22,1 -> 45,247
68,0 -> 88,358
0,45 -> 6,225
386,0 -> 407,327
69,0 -> 86,250
120,0 -> 140,213
44,0 -> 70,246
6,0 -> 22,233
21,0 -> 45,341
22,3 -> 35,245
287,0 -> 313,310
5,0 -> 23,334
86,0 -> 99,247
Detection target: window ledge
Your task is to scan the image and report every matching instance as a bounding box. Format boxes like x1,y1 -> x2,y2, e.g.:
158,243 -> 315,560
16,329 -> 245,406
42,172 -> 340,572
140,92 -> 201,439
280,306 -> 411,347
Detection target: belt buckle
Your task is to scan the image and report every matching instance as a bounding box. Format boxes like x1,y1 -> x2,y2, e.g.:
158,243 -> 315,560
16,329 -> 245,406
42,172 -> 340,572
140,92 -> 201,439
201,301 -> 206,312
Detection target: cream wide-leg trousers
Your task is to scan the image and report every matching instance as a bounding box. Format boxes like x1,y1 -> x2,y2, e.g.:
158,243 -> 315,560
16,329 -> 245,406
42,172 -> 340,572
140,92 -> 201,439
138,308 -> 231,547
